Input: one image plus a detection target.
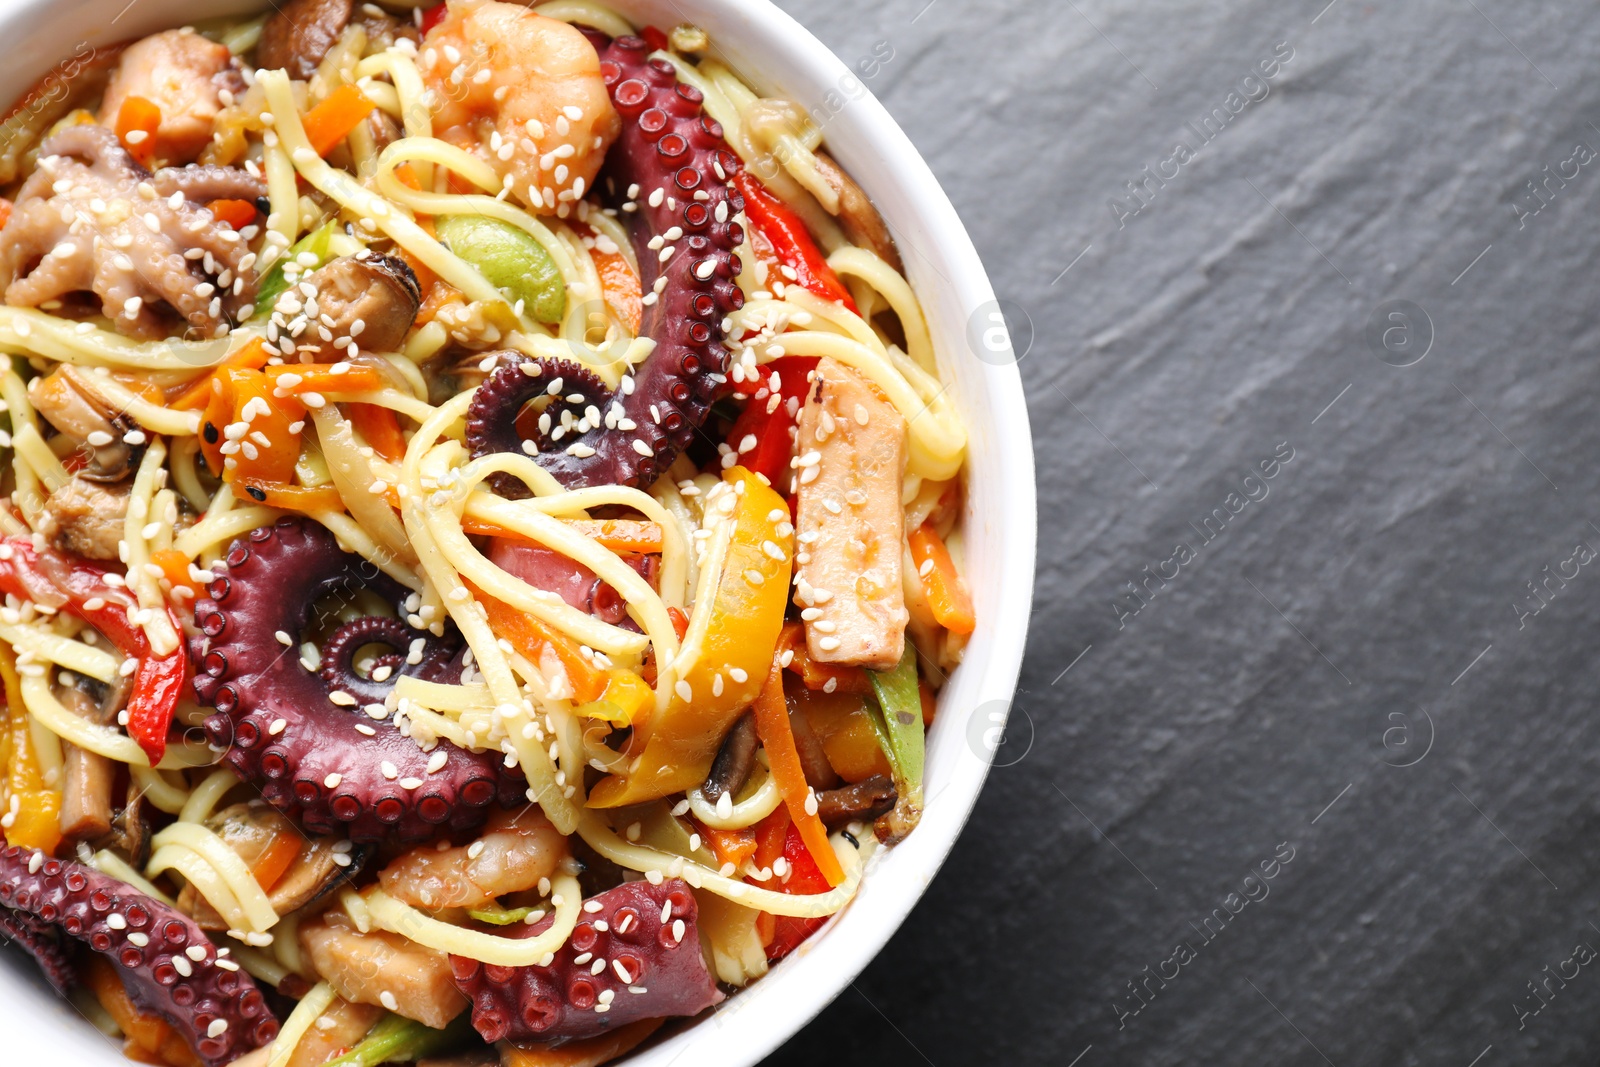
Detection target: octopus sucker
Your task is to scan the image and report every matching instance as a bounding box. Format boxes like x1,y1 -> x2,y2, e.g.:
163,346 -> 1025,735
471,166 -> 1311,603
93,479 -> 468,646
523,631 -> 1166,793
191,518 -> 524,843
450,877 -> 721,1046
0,846 -> 278,1066
0,124 -> 263,339
465,35 -> 747,489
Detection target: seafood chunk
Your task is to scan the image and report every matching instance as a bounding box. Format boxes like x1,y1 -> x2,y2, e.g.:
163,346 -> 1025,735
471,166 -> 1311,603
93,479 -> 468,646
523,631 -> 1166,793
40,478 -> 129,562
301,911 -> 468,1030
377,805 -> 568,911
282,253 -> 421,360
792,358 -> 909,669
98,29 -> 238,164
422,0 -> 619,216
0,125 -> 263,338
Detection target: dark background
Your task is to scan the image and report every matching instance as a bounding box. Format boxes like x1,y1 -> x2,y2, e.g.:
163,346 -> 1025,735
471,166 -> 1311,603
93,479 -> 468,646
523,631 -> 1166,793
765,1 -> 1600,1064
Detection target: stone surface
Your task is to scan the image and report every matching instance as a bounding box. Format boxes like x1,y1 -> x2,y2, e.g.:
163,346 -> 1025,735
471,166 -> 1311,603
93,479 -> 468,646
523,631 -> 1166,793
767,1 -> 1600,1063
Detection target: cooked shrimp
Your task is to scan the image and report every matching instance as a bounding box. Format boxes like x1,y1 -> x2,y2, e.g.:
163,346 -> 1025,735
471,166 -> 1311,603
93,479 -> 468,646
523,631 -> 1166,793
420,0 -> 619,216
376,805 -> 568,910
98,29 -> 239,164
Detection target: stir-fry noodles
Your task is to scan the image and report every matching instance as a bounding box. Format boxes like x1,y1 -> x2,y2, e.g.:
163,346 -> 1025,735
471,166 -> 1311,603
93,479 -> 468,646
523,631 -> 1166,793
0,3 -> 974,1064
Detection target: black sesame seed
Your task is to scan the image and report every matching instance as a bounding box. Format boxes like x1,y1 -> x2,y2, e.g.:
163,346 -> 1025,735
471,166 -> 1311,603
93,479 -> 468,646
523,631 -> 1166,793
245,486 -> 267,502
202,423 -> 219,444
841,831 -> 860,849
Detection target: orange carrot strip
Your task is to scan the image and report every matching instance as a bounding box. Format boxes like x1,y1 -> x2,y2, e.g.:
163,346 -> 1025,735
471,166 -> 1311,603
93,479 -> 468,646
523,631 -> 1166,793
114,95 -> 161,168
749,660 -> 844,887
471,581 -> 610,703
460,515 -> 664,556
265,363 -> 386,395
777,621 -> 871,694
697,821 -> 758,872
346,402 -> 406,462
908,521 -> 976,635
207,198 -> 257,229
302,83 -> 377,157
248,829 -> 301,893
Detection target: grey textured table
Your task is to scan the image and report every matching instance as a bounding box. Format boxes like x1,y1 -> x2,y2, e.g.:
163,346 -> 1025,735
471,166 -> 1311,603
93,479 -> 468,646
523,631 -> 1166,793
766,1 -> 1600,1064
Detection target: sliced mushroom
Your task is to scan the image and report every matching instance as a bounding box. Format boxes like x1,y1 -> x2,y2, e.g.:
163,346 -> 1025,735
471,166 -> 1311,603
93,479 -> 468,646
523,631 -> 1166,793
28,365 -> 139,481
59,744 -> 113,842
813,151 -> 903,272
789,701 -> 841,791
702,713 -> 758,803
816,775 -> 896,829
284,252 -> 422,360
257,0 -> 355,80
39,478 -> 130,562
177,802 -> 369,928
98,785 -> 150,869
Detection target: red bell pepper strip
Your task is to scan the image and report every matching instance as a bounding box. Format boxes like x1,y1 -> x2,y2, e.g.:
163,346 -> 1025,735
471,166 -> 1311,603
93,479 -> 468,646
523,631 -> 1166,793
0,539 -> 189,764
763,823 -> 832,962
418,1 -> 448,34
724,356 -> 818,487
732,171 -> 857,312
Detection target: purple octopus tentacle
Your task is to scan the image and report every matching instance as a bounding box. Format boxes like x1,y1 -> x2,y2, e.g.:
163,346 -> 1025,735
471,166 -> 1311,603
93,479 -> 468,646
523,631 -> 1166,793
191,518 -> 523,843
449,877 -> 721,1046
464,356 -> 615,497
318,615 -> 455,706
466,36 -> 746,490
0,845 -> 277,1066
0,904 -> 76,994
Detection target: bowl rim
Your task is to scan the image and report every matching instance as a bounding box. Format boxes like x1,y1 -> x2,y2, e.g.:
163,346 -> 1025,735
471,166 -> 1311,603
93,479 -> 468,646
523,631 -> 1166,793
0,0 -> 1038,1064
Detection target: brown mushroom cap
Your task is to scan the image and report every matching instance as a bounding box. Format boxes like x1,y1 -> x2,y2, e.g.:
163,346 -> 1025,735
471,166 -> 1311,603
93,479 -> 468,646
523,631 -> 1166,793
285,252 -> 421,360
256,0 -> 355,80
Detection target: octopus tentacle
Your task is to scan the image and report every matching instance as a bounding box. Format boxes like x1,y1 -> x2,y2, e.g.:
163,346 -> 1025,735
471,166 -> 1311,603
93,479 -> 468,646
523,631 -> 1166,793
147,166 -> 265,205
465,36 -> 746,490
0,846 -> 277,1066
318,615 -> 456,706
0,904 -> 76,994
450,877 -> 721,1046
192,518 -> 523,843
0,124 -> 263,339
464,356 -> 613,496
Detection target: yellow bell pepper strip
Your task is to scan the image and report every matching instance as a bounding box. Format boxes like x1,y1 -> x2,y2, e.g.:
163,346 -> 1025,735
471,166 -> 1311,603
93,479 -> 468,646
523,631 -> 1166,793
0,643 -> 61,853
865,644 -> 925,835
0,538 -> 189,765
908,521 -> 975,635
589,466 -> 794,807
302,83 -> 378,158
750,661 -> 844,887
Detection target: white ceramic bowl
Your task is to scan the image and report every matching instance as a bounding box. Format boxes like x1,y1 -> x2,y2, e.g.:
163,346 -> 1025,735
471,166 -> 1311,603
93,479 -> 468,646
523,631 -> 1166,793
0,0 -> 1036,1062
